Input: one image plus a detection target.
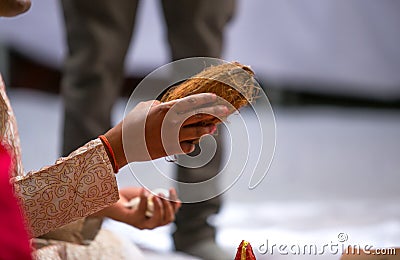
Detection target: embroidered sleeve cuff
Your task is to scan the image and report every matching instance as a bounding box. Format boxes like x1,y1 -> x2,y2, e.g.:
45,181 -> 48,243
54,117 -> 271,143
12,139 -> 119,237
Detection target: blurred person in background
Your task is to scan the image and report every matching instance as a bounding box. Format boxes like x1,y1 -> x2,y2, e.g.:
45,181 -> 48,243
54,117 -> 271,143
61,1 -> 235,259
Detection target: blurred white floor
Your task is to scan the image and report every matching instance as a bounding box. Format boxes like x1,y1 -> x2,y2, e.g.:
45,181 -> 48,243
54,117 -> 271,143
8,88 -> 400,259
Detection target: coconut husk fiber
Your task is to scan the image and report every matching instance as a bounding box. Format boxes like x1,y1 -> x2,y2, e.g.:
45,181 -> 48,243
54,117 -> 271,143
161,61 -> 259,125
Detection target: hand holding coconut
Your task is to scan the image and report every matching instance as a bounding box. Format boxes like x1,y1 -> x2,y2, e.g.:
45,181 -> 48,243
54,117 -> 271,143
105,61 -> 257,170
105,93 -> 230,168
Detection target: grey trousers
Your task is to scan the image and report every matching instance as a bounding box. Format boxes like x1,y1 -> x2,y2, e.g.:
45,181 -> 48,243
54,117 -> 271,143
61,0 -> 235,249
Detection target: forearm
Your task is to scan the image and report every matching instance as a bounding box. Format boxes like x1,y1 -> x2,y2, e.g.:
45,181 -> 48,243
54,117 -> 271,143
12,139 -> 119,237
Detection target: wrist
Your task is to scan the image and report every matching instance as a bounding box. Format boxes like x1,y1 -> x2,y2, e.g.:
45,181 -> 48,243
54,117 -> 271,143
102,124 -> 128,171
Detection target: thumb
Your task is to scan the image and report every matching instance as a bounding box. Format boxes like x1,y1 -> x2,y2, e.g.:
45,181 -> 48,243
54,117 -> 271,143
180,142 -> 195,154
137,189 -> 148,215
151,100 -> 161,107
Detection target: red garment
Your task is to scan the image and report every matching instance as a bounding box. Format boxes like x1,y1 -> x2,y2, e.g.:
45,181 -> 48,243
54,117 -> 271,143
0,143 -> 31,260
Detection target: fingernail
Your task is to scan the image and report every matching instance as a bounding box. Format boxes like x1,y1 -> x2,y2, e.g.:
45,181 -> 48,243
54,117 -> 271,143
221,106 -> 229,114
189,144 -> 195,153
208,125 -> 217,134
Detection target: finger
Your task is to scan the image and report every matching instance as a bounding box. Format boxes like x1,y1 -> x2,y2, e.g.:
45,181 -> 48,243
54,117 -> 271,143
148,196 -> 164,227
180,105 -> 230,126
119,187 -> 143,200
161,141 -> 194,157
137,189 -> 148,216
169,188 -> 178,201
179,125 -> 216,141
174,200 -> 182,212
137,100 -> 157,110
183,113 -> 218,126
159,194 -> 174,223
164,93 -> 217,113
180,142 -> 195,154
1,0 -> 31,17
169,188 -> 181,212
151,100 -> 161,107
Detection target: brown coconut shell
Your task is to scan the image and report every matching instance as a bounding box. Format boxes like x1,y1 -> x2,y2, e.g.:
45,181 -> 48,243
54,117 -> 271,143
160,61 -> 259,125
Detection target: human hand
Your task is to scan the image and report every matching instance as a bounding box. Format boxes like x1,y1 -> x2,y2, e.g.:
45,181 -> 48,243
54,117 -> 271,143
0,0 -> 31,17
105,93 -> 232,168
92,187 -> 181,230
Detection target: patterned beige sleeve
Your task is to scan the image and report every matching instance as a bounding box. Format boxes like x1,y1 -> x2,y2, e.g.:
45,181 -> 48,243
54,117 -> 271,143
12,139 -> 120,238
0,74 -> 24,177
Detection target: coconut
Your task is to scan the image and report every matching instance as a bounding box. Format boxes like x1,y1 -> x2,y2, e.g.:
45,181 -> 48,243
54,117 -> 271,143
160,61 -> 259,125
